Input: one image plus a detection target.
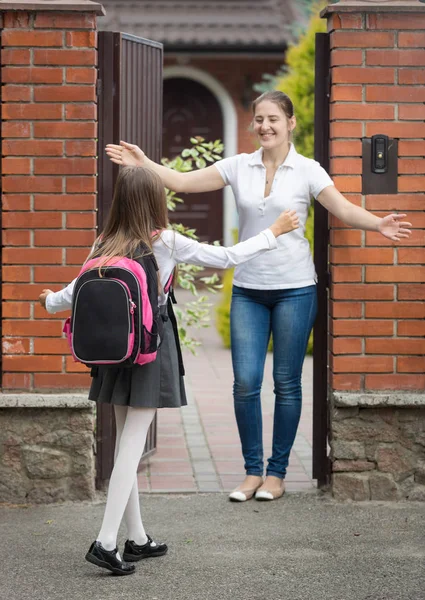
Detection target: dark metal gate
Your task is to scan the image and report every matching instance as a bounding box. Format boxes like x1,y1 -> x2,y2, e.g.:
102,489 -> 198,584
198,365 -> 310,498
96,32 -> 163,488
313,32 -> 331,488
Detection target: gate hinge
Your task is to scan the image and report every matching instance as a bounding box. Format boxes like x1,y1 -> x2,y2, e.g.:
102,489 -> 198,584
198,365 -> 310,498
96,78 -> 102,97
326,270 -> 332,289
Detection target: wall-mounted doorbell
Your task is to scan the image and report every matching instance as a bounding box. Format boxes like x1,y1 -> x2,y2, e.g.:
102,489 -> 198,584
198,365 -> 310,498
371,134 -> 388,174
362,134 -> 398,195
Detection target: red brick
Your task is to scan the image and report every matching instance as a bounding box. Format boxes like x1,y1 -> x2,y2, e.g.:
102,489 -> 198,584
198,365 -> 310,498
34,194 -> 96,211
398,32 -> 425,48
399,69 -> 425,85
331,248 -> 393,265
328,13 -> 363,31
397,357 -> 425,373
2,355 -> 62,372
34,230 -> 95,247
333,356 -> 393,373
1,49 -> 30,64
65,31 -> 97,48
331,266 -> 362,282
331,50 -> 363,67
332,338 -> 362,355
2,337 -> 31,355
330,104 -> 394,121
2,122 -> 30,137
34,266 -> 79,283
2,248 -> 62,265
366,86 -> 425,103
329,158 -> 362,175
34,372 -> 91,390
34,86 -> 96,102
366,50 -> 425,67
367,122 -> 425,139
3,11 -> 30,28
34,157 -> 96,175
330,122 -> 362,139
2,158 -> 30,174
65,104 -> 97,120
399,105 -> 425,122
2,302 -> 31,318
331,320 -> 394,336
365,302 -> 425,319
399,159 -> 425,173
367,13 -> 425,30
66,213 -> 96,229
2,31 -> 63,47
34,49 -> 97,67
66,248 -> 92,264
398,285 -> 425,301
2,266 -> 30,282
34,122 -> 96,138
365,374 -> 424,391
1,86 -> 31,102
332,284 -> 394,301
366,338 -> 425,355
2,373 -> 32,390
34,305 -> 67,320
65,140 -> 97,156
65,67 -> 97,84
398,320 -> 425,336
2,212 -> 62,229
366,230 -> 425,248
2,67 -> 63,84
66,357 -> 89,373
399,141 -> 425,157
2,104 -> 63,120
2,230 -> 30,246
330,373 -> 362,391
331,85 -> 363,103
399,176 -> 425,193
332,67 -> 394,85
330,176 -> 361,193
365,194 -> 425,211
34,13 -> 96,29
66,177 -> 97,193
330,301 -> 362,318
34,338 -> 70,355
3,140 -> 64,156
3,176 -> 62,193
366,266 -> 425,283
2,194 -> 31,211
331,31 -> 394,48
2,319 -> 63,336
330,141 -> 362,157
398,248 -> 425,264
330,230 -> 362,246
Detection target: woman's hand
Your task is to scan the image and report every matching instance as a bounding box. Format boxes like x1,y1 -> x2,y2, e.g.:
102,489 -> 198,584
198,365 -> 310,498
269,209 -> 300,237
105,141 -> 145,167
378,213 -> 412,242
39,289 -> 53,309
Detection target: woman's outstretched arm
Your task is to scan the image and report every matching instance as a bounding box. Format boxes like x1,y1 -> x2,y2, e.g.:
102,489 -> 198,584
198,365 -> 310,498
106,141 -> 225,194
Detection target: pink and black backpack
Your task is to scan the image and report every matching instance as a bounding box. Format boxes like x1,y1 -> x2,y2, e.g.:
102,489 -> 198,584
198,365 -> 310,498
63,245 -> 172,368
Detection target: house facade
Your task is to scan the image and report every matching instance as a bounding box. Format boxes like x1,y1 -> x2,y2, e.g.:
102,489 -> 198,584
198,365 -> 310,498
98,0 -> 303,244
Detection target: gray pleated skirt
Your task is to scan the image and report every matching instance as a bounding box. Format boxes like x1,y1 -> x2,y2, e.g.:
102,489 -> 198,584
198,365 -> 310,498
88,317 -> 187,409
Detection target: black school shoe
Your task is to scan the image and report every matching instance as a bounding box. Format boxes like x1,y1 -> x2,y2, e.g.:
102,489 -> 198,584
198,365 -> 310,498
85,541 -> 136,575
123,535 -> 168,562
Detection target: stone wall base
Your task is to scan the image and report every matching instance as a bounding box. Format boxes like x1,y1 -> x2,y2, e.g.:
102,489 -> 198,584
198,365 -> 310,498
330,394 -> 425,501
0,394 -> 95,504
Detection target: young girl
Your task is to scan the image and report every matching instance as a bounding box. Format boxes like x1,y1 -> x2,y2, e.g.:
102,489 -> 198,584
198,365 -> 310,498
39,165 -> 299,576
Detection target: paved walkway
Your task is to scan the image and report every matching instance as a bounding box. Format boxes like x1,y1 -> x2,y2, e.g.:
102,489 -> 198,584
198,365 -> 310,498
138,290 -> 315,494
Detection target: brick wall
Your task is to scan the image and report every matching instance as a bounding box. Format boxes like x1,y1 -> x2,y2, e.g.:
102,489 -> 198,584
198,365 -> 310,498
1,9 -> 98,391
328,10 -> 425,394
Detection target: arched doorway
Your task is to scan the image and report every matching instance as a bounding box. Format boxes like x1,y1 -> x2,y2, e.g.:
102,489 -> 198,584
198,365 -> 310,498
163,78 -> 224,243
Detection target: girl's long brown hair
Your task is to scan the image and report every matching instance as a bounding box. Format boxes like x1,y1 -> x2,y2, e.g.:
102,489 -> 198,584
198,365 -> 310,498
90,166 -> 169,268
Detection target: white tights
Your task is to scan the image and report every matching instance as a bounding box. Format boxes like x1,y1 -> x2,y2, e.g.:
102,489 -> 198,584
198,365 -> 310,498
97,405 -> 156,552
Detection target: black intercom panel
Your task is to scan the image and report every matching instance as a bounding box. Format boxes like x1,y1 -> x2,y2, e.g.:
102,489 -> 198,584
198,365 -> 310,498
362,136 -> 398,195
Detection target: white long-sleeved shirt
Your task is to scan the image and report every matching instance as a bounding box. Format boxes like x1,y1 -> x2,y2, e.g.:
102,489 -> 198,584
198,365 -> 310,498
45,227 -> 278,313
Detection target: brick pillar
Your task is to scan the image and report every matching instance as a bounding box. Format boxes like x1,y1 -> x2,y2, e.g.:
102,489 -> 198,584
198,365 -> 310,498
1,1 -> 104,391
323,0 -> 425,501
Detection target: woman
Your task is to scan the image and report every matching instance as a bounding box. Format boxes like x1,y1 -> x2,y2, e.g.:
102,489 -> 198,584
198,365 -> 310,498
106,91 -> 411,503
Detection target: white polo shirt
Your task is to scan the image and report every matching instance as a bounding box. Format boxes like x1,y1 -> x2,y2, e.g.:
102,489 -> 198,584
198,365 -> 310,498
215,144 -> 334,290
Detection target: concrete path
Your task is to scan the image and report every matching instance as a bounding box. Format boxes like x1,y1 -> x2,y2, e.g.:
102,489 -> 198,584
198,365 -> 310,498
138,290 -> 314,494
1,494 -> 424,600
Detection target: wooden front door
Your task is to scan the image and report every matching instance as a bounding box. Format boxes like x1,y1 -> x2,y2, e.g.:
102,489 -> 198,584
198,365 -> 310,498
163,78 -> 224,243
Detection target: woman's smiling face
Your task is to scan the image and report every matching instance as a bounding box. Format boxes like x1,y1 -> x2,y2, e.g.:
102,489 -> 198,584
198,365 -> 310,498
253,100 -> 296,150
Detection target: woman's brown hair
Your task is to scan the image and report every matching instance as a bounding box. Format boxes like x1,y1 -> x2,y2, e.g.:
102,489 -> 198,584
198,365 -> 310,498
252,90 -> 294,120
90,166 -> 169,268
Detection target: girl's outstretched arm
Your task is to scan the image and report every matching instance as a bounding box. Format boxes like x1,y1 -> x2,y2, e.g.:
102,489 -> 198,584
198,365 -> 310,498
106,141 -> 225,194
39,280 -> 76,314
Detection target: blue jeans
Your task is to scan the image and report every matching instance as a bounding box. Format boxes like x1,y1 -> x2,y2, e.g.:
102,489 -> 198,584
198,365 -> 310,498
230,285 -> 317,479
